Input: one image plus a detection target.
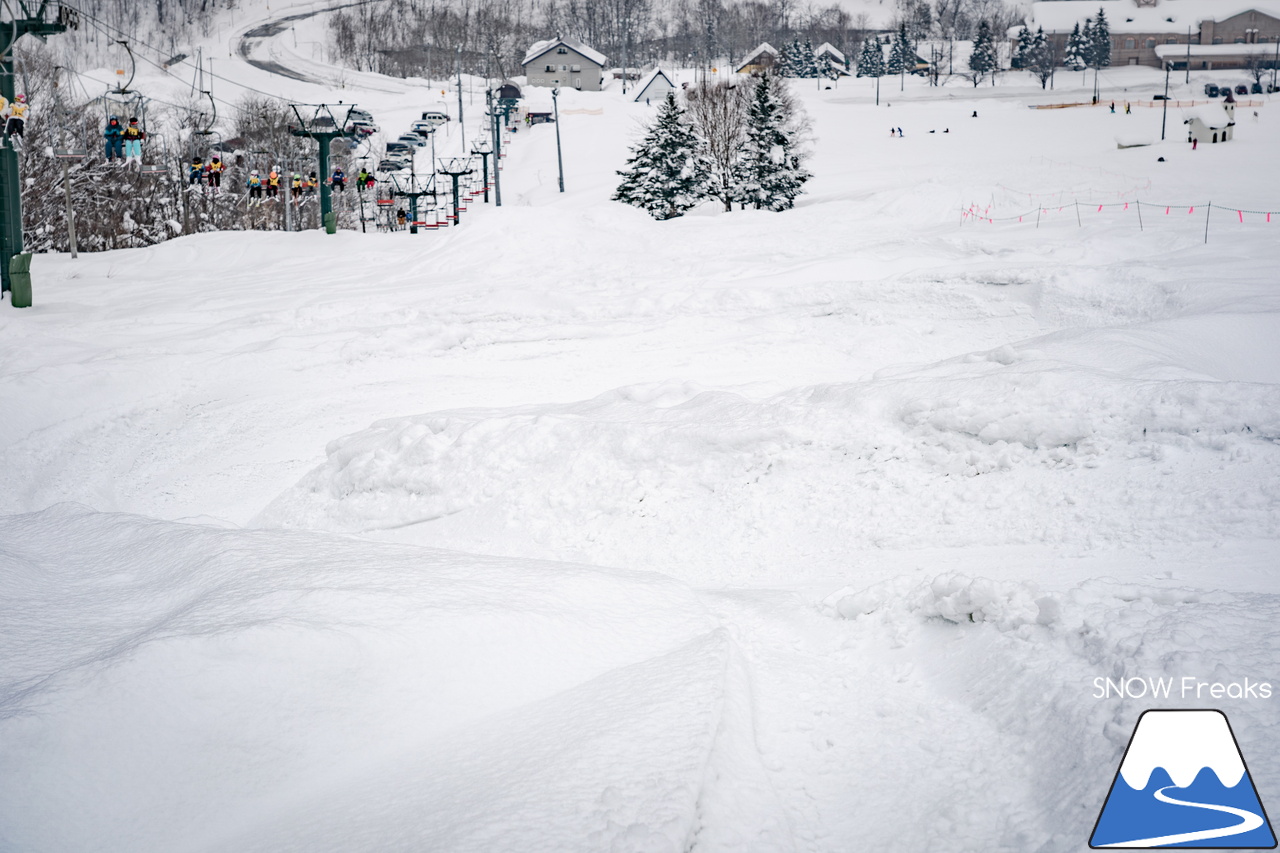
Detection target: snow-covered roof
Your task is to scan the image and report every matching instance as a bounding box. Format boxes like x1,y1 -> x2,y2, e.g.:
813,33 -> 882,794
1183,103 -> 1235,126
633,68 -> 676,101
522,36 -> 607,69
1025,0 -> 1280,34
1154,41 -> 1280,57
739,42 -> 779,67
816,42 -> 846,62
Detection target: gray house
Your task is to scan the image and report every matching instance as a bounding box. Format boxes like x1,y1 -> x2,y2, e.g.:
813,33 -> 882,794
523,36 -> 608,91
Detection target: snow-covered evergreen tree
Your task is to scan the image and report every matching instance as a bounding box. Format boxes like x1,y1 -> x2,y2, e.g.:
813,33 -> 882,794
1012,26 -> 1033,69
1064,22 -> 1088,71
801,38 -> 821,77
856,37 -> 885,78
967,20 -> 997,86
1089,8 -> 1112,69
887,23 -> 913,75
1025,27 -> 1054,88
613,92 -> 711,220
778,38 -> 822,77
734,75 -> 810,212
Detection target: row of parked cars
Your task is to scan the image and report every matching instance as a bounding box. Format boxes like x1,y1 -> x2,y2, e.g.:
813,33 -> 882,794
1203,82 -> 1268,97
378,110 -> 451,173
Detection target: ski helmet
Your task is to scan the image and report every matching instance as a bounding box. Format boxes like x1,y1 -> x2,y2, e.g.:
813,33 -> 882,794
129,117 -> 138,124
15,94 -> 25,102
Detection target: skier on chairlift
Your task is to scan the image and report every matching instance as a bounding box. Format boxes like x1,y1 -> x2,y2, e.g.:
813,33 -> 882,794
208,156 -> 224,189
122,117 -> 146,167
5,94 -> 28,143
104,115 -> 125,162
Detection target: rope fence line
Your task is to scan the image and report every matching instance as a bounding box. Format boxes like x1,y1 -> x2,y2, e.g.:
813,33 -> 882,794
961,199 -> 1279,243
1030,99 -> 1267,110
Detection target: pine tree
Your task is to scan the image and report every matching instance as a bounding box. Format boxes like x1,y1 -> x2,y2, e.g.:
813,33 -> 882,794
801,38 -> 821,77
1064,22 -> 1088,71
1026,27 -> 1055,88
967,20 -> 997,86
734,75 -> 810,212
1012,26 -> 1033,69
613,92 -> 710,220
856,37 -> 885,78
887,23 -> 913,75
1089,7 -> 1112,69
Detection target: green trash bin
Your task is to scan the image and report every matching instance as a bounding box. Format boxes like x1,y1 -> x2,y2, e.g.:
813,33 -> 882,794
323,211 -> 337,235
9,252 -> 31,309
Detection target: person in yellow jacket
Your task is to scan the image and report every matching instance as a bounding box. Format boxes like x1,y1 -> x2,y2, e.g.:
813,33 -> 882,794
267,167 -> 280,198
5,94 -> 27,140
290,173 -> 303,199
208,156 -> 224,188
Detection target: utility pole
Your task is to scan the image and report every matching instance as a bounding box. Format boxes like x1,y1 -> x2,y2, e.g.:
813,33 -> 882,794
1160,61 -> 1171,140
1186,26 -> 1191,85
0,1 -> 67,295
289,103 -> 357,234
552,87 -> 565,192
456,45 -> 466,153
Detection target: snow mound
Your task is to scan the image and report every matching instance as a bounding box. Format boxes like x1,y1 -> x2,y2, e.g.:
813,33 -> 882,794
257,323 -> 1280,581
0,506 -> 793,853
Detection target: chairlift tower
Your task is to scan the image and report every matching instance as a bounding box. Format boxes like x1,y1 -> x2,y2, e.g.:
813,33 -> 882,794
391,169 -> 435,235
437,157 -> 474,226
470,139 -> 492,203
1,0 -> 67,295
488,91 -> 519,207
289,103 -> 358,234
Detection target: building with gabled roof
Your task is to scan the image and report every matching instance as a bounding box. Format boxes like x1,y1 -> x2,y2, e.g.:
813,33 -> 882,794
523,36 -> 608,90
737,42 -> 779,74
633,68 -> 677,104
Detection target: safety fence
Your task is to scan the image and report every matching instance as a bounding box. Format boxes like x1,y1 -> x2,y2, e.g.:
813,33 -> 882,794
1030,99 -> 1266,109
961,199 -> 1280,243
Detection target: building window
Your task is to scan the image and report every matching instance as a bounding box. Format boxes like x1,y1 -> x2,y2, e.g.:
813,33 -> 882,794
570,64 -> 581,71
1213,36 -> 1223,43
557,47 -> 567,54
560,64 -> 567,71
1234,37 -> 1245,43
1124,38 -> 1135,48
545,64 -> 554,72
1146,38 -> 1156,48
1166,37 -> 1177,44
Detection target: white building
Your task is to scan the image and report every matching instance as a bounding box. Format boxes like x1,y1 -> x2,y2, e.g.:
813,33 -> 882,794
633,69 -> 676,104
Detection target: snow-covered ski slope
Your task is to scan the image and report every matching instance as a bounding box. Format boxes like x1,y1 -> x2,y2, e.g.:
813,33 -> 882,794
3,11 -> 1280,851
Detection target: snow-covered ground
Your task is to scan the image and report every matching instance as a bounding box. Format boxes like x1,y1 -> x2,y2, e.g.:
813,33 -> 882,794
3,11 -> 1280,851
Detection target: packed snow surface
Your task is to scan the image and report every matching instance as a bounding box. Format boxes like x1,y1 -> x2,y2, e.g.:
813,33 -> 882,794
3,8 -> 1280,851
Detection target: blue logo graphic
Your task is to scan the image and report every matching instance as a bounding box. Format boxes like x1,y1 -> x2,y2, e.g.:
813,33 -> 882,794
1091,709 -> 1276,848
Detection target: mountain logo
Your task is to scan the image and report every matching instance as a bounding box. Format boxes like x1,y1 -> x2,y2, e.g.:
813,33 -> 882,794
1090,709 -> 1276,848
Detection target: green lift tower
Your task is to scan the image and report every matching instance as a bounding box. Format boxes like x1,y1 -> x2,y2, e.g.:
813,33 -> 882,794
289,103 -> 358,234
1,1 -> 68,294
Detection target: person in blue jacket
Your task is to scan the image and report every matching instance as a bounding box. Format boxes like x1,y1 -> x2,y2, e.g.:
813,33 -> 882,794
104,115 -> 124,161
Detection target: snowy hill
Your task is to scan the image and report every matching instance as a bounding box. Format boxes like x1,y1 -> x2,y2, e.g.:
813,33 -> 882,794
3,22 -> 1279,853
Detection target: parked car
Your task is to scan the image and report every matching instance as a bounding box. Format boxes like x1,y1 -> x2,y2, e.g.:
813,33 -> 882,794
398,134 -> 427,148
377,159 -> 407,172
411,120 -> 438,135
350,120 -> 378,136
419,110 -> 450,125
1218,83 -> 1233,95
1153,93 -> 1169,100
1252,82 -> 1263,94
1235,84 -> 1249,95
385,141 -> 411,154
1203,83 -> 1219,96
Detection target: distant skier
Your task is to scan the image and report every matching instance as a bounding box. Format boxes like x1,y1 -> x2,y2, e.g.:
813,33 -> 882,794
189,157 -> 204,185
897,127 -> 903,137
1110,102 -> 1116,113
396,208 -> 407,229
306,171 -> 318,194
267,167 -> 280,197
1125,102 -> 1131,114
104,115 -> 125,161
208,157 -> 224,189
291,173 -> 303,199
5,94 -> 27,141
122,118 -> 146,166
971,110 -> 978,118
356,167 -> 370,191
331,167 -> 345,192
247,170 -> 263,199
